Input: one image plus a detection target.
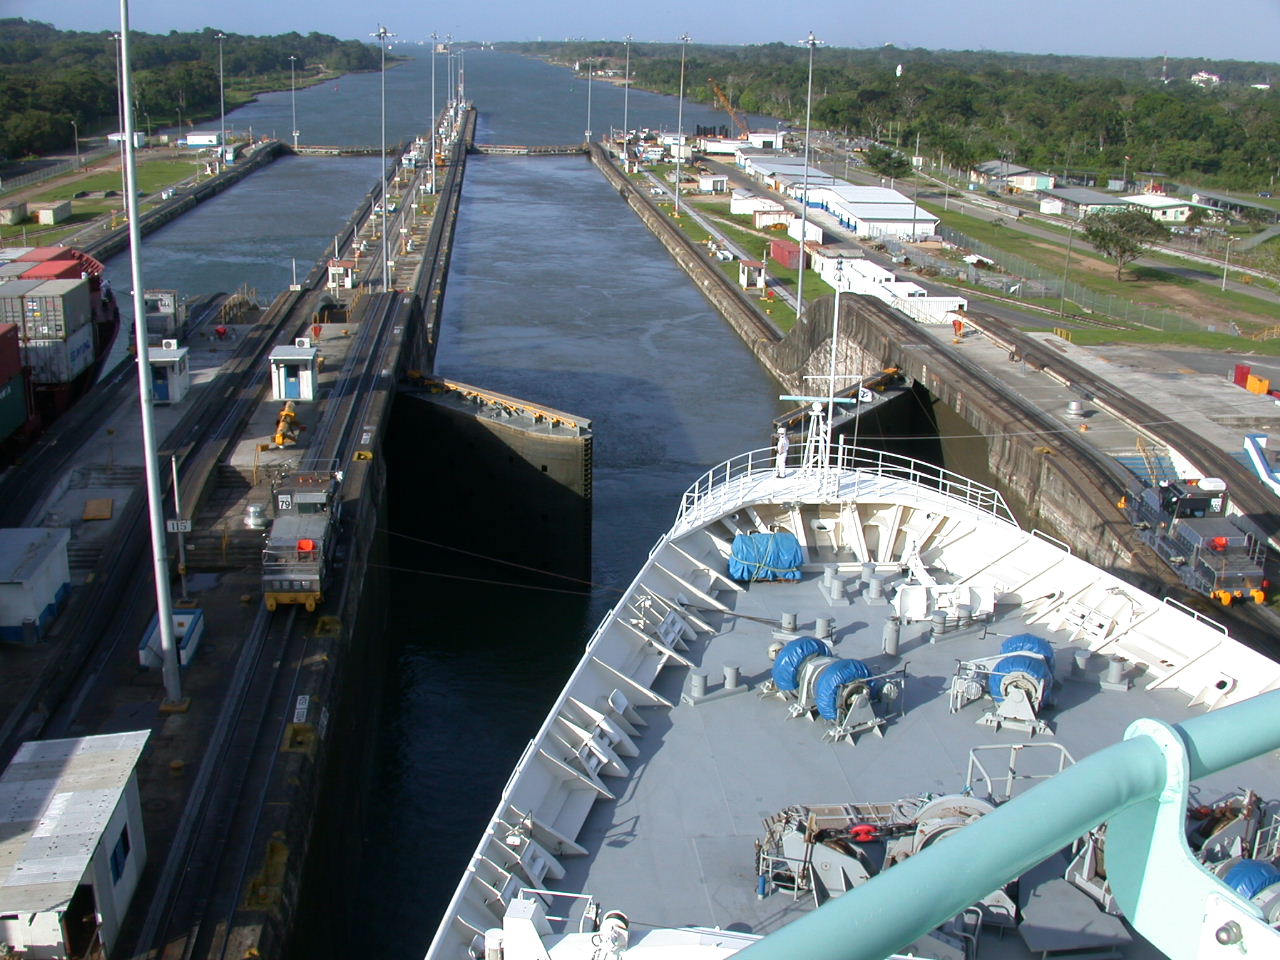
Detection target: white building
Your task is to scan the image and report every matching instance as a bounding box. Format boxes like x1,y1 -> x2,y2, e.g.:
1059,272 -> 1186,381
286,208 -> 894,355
0,732 -> 150,959
0,528 -> 70,643
801,184 -> 938,240
729,189 -> 783,217
813,248 -> 966,323
1120,194 -> 1211,223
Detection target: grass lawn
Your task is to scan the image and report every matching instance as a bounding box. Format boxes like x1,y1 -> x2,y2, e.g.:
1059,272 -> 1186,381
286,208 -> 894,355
1,156 -> 204,242
1038,325 -> 1280,354
920,200 -> 1280,326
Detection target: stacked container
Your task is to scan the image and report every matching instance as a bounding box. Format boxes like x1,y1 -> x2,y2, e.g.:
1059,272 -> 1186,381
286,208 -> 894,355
0,275 -> 95,385
0,323 -> 27,444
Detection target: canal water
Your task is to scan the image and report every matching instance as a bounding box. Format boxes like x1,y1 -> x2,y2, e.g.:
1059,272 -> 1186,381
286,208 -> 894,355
97,49 -> 973,959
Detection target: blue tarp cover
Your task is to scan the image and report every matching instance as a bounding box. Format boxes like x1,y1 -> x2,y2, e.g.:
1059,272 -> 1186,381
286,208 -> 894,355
729,532 -> 804,582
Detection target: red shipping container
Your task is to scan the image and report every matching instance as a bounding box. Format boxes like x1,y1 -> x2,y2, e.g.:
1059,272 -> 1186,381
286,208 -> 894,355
15,246 -> 76,263
1234,363 -> 1251,387
770,238 -> 807,271
20,260 -> 84,280
0,324 -> 18,382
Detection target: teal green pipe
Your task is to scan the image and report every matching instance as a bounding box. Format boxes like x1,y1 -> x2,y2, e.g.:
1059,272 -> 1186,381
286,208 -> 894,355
736,689 -> 1280,960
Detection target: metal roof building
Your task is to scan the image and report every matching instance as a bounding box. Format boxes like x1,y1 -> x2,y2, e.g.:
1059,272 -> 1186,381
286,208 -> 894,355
0,731 -> 150,958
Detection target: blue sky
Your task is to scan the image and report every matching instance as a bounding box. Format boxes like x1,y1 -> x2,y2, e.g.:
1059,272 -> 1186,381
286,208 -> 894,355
8,0 -> 1280,62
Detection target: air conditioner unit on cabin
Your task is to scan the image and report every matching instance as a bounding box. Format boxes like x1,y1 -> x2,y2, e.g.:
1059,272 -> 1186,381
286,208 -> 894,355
294,338 -> 311,349
161,339 -> 178,350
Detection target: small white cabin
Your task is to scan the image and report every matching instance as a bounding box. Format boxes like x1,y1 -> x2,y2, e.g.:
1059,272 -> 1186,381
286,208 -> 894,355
269,343 -> 319,402
0,528 -> 70,643
0,732 -> 150,959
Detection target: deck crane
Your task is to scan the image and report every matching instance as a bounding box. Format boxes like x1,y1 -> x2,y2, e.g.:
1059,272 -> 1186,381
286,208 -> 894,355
708,78 -> 750,140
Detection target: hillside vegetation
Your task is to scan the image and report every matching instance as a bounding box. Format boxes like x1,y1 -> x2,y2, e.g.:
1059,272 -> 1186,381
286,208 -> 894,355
503,40 -> 1280,191
0,19 -> 382,159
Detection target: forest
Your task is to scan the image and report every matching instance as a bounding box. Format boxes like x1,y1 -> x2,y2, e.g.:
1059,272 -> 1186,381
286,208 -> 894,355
502,40 -> 1280,191
0,19 -> 383,160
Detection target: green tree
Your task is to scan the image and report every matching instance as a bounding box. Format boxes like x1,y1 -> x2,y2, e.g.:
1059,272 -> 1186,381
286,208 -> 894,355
865,146 -> 911,179
1081,209 -> 1168,280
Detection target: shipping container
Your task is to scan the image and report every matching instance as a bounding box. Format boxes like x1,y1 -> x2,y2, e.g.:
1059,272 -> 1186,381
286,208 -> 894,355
0,280 -> 48,326
770,238 -> 807,271
20,260 -> 85,281
14,247 -> 75,264
0,372 -> 27,443
0,262 -> 33,280
0,248 -> 34,263
22,323 -> 94,384
0,325 -> 18,383
20,279 -> 91,340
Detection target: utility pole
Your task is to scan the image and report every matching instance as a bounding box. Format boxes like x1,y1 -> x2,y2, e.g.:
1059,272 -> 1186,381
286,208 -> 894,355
371,24 -> 396,293
215,32 -> 227,152
289,55 -> 299,149
119,0 -> 183,705
795,31 -> 822,322
623,35 -> 633,149
674,33 -> 691,218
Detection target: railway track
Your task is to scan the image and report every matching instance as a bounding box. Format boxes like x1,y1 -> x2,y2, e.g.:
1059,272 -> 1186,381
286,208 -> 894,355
134,126 -> 468,960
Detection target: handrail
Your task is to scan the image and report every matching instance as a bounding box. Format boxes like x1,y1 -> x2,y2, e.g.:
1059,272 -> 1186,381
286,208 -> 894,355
735,689 -> 1280,960
675,445 -> 1017,528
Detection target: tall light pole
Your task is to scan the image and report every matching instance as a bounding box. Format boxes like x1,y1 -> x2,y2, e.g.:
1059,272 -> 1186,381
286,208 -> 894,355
1222,236 -> 1238,292
585,58 -> 593,144
111,33 -> 125,199
674,33 -> 691,218
372,24 -> 396,293
446,34 -> 454,106
288,55 -> 299,149
622,35 -> 633,148
214,32 -> 227,153
795,31 -> 822,322
118,0 -> 182,705
429,32 -> 438,191
69,119 -> 80,168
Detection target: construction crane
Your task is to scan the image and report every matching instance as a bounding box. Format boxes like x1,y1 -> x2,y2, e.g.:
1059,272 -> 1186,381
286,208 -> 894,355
708,78 -> 750,139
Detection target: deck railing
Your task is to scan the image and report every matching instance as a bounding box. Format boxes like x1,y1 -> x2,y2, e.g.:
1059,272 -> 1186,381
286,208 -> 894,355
676,445 -> 1017,530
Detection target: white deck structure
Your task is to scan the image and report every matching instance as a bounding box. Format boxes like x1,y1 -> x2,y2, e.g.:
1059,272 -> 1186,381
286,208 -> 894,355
423,447 -> 1280,960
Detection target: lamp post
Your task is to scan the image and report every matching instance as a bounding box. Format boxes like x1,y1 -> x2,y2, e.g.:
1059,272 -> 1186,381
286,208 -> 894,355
118,0 -> 182,705
111,33 -> 125,198
446,34 -> 454,106
215,32 -> 227,152
372,24 -> 395,293
585,58 -> 593,144
674,33 -> 691,219
795,30 -> 822,323
622,35 -> 633,148
430,31 -> 438,190
70,119 -> 80,168
1222,236 -> 1238,292
1122,154 -> 1130,191
288,55 -> 299,149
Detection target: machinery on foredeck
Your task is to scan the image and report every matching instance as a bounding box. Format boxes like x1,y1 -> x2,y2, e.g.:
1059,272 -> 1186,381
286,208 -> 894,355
261,469 -> 341,612
949,634 -> 1056,735
761,636 -> 907,743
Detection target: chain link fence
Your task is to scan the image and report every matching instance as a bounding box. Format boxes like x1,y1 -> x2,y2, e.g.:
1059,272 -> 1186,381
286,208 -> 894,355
933,224 -> 1198,332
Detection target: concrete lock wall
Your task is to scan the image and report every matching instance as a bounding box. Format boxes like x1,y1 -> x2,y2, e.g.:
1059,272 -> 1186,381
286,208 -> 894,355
594,145 -> 1178,590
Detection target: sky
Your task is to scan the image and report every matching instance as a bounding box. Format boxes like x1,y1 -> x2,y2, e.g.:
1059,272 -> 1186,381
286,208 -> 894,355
6,0 -> 1280,63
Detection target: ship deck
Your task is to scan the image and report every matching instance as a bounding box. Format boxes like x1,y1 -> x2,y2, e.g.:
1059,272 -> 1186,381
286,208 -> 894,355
428,458 -> 1280,960
563,570 -> 1278,958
